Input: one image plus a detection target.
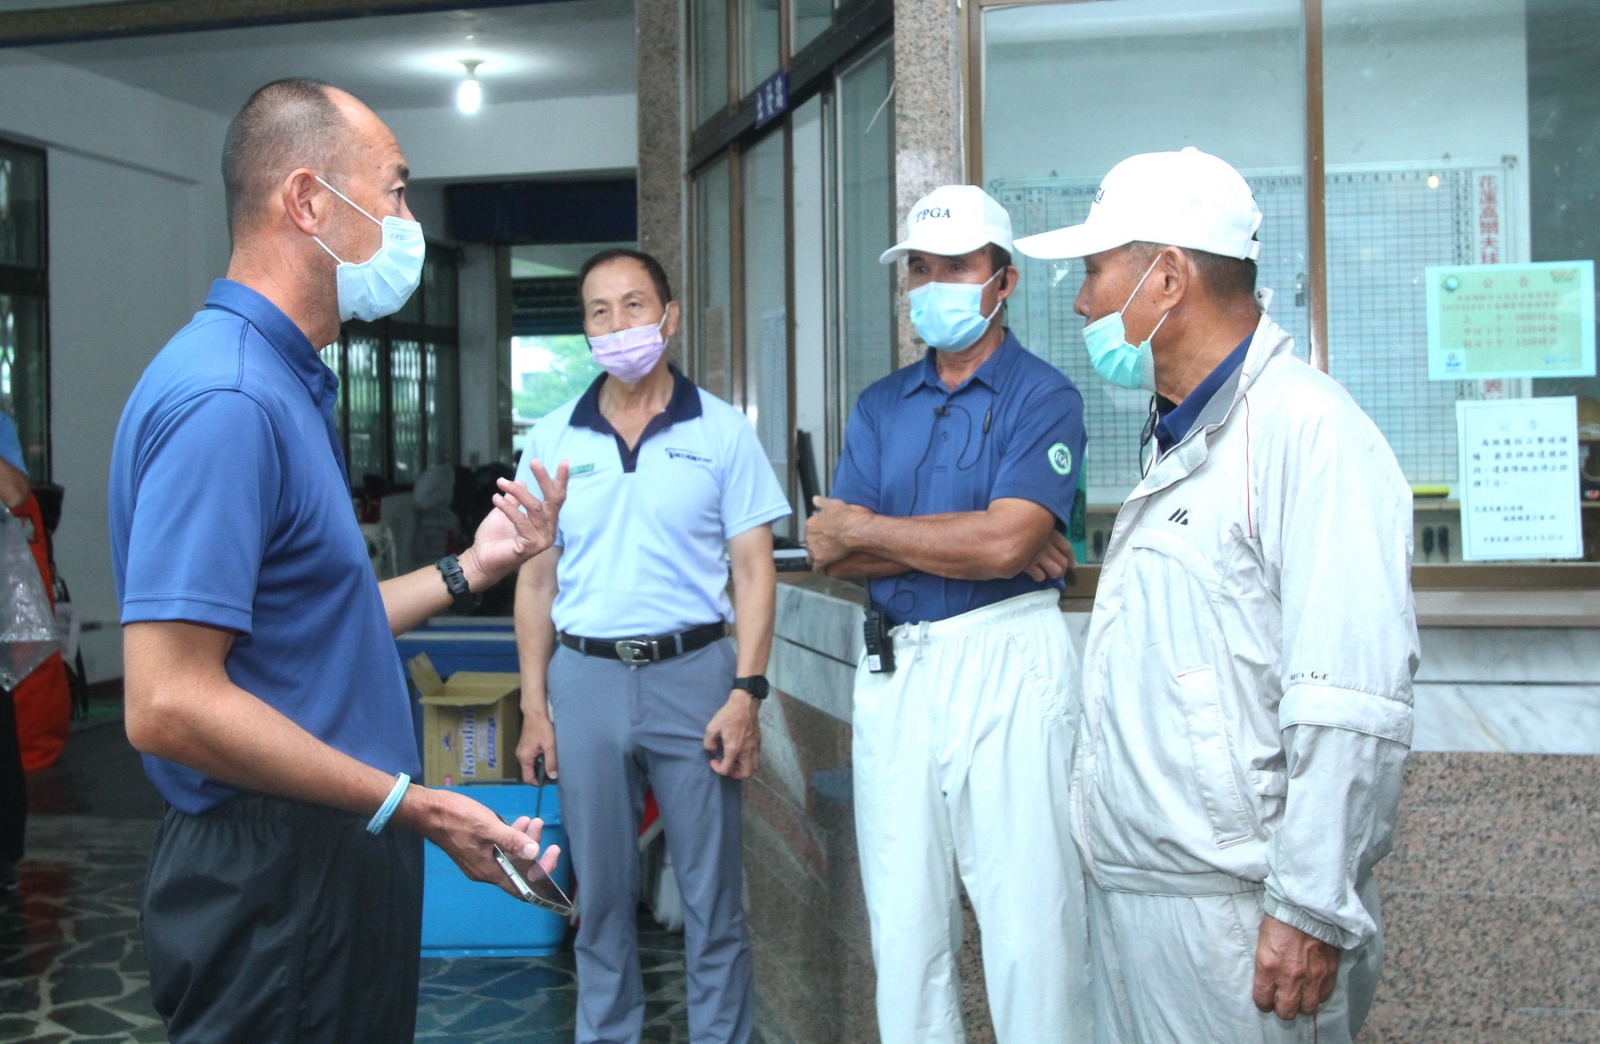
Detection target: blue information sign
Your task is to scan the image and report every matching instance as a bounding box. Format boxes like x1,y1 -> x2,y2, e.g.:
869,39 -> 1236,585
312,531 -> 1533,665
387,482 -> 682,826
754,72 -> 788,129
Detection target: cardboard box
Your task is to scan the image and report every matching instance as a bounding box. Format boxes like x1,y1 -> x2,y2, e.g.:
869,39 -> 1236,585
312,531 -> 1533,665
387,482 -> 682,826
407,652 -> 523,788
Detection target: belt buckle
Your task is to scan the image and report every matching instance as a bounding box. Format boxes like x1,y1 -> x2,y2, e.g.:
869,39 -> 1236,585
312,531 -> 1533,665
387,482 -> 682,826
615,639 -> 652,665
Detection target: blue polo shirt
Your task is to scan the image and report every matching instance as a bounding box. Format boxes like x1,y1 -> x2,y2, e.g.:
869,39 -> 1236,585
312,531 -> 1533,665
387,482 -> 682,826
1153,333 -> 1252,454
109,279 -> 420,815
515,366 -> 791,637
831,330 -> 1087,625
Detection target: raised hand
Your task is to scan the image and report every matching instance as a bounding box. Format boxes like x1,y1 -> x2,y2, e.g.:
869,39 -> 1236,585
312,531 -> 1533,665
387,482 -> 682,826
461,461 -> 569,588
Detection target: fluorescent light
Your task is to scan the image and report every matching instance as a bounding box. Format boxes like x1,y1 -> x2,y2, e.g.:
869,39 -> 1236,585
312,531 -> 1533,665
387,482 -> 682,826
456,59 -> 482,115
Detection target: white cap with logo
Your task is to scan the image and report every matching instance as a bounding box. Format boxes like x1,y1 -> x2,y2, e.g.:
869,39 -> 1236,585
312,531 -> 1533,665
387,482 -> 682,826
880,184 -> 1014,265
1014,147 -> 1262,262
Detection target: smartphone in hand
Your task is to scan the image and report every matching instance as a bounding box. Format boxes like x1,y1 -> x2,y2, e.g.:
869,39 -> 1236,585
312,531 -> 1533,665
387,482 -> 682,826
492,844 -> 573,916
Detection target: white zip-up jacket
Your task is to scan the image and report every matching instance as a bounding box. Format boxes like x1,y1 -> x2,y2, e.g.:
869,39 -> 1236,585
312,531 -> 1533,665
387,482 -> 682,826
1074,311 -> 1420,950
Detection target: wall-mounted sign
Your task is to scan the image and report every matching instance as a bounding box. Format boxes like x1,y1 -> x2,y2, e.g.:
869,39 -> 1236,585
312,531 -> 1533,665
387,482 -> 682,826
753,71 -> 788,130
1456,396 -> 1583,561
1427,260 -> 1595,381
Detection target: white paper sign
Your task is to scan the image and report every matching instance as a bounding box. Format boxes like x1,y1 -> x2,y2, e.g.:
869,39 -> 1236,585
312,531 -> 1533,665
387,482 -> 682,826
1456,397 -> 1582,561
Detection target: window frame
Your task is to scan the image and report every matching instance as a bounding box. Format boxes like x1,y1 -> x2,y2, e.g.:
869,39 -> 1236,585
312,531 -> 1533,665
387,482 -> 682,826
323,243 -> 461,491
0,134 -> 49,483
966,0 -> 1600,588
685,0 -> 895,519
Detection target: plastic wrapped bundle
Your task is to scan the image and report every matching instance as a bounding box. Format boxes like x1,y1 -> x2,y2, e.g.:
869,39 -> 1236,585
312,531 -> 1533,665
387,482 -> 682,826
0,512 -> 57,689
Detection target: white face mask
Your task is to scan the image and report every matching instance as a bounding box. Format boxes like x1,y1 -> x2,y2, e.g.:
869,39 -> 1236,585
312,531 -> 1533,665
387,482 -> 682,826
311,176 -> 425,323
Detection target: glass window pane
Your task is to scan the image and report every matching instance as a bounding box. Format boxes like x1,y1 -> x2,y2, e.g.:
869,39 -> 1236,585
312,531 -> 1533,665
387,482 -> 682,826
0,294 -> 47,480
511,333 -> 602,443
793,0 -> 833,55
424,255 -> 457,328
346,334 -> 387,485
792,95 -> 830,496
983,0 -> 1307,555
740,0 -> 780,95
742,131 -> 792,532
692,0 -> 730,126
0,144 -> 44,270
693,158 -> 735,401
837,41 -> 896,421
392,339 -> 423,484
1324,0 -> 1596,562
426,342 -> 459,469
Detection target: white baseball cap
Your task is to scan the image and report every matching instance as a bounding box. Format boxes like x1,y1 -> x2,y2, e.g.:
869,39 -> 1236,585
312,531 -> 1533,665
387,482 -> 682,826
879,184 -> 1013,265
1014,147 -> 1262,262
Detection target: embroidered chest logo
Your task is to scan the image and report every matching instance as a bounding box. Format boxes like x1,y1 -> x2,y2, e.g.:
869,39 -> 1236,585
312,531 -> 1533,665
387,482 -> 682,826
666,448 -> 713,464
1168,508 -> 1190,525
568,463 -> 596,476
1048,442 -> 1074,476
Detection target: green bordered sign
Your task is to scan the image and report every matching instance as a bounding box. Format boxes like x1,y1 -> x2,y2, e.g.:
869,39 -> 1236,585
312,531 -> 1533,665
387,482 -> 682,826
1426,260 -> 1596,381
1048,442 -> 1073,476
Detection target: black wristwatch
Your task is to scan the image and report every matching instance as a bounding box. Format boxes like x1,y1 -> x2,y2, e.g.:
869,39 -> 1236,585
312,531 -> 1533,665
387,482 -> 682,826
435,555 -> 482,614
733,675 -> 770,700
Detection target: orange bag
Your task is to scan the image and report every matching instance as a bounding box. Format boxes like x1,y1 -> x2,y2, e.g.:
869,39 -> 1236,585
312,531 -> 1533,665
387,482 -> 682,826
9,493 -> 69,772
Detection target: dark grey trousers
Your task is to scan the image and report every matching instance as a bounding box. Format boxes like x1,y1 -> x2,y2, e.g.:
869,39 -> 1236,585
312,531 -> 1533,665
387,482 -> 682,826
142,793 -> 424,1044
548,638 -> 753,1044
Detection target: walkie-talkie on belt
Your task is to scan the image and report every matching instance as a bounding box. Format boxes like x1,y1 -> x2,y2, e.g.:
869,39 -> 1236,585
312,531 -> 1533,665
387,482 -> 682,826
863,603 -> 896,674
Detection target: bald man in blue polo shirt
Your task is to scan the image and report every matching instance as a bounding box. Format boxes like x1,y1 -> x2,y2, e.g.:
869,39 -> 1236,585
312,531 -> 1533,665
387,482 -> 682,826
806,185 -> 1093,1044
513,248 -> 789,1044
109,80 -> 564,1044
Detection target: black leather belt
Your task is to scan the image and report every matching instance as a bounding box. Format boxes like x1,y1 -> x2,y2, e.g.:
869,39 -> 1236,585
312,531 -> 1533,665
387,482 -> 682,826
558,622 -> 726,665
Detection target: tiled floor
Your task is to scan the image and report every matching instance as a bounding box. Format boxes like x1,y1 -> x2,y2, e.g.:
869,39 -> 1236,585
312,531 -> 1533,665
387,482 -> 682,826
1,718 -> 721,1043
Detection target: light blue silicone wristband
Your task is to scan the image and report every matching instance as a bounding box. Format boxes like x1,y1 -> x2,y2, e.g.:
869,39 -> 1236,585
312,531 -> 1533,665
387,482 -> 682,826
366,773 -> 411,835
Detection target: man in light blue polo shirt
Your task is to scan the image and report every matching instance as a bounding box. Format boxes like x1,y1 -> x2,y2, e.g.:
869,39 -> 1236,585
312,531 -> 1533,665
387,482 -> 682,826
109,79 -> 564,1044
806,185 -> 1092,1044
513,248 -> 788,1044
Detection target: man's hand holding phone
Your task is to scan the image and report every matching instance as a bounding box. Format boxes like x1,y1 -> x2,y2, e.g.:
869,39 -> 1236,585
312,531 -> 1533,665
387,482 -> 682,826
394,788 -> 562,901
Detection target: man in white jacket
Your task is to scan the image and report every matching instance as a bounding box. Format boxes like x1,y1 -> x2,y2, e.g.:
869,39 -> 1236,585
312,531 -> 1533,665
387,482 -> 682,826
1016,148 -> 1419,1044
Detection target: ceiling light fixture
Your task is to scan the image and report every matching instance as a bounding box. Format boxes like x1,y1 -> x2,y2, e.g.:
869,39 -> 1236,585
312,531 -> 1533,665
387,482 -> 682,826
456,59 -> 483,115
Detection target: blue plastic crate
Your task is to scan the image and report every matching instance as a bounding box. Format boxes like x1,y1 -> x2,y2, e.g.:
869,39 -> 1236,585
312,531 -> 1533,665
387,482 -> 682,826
421,781 -> 573,958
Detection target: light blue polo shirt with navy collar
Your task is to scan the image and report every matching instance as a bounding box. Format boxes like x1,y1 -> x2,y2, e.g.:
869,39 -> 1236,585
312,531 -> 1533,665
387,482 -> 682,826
515,366 -> 791,638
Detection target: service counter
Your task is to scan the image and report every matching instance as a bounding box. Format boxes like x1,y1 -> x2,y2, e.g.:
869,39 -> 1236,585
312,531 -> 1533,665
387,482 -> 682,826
746,573 -> 1600,1044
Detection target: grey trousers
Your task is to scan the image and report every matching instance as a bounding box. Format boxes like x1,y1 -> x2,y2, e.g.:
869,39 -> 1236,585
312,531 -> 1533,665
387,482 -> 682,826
548,637 -> 753,1044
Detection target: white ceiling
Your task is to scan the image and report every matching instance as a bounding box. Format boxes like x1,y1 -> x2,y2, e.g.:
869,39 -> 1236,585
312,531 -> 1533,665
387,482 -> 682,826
25,1 -> 636,116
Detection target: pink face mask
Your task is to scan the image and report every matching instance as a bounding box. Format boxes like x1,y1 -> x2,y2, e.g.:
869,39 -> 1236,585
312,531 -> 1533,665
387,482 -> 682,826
587,315 -> 668,383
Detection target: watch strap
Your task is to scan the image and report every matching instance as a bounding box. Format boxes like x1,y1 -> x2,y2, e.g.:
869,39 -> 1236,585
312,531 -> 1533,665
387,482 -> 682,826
436,555 -> 482,614
733,675 -> 769,700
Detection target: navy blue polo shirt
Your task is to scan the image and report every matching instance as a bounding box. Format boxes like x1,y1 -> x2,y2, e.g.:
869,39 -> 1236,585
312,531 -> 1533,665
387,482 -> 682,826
1153,333 -> 1252,454
831,330 -> 1087,625
109,279 -> 420,815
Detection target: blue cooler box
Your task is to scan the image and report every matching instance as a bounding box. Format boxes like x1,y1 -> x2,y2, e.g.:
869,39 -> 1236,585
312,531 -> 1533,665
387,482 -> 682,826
421,781 -> 573,958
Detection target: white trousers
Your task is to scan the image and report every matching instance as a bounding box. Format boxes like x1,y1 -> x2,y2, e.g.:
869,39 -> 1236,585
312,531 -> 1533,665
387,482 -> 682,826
852,590 -> 1093,1044
1086,876 -> 1385,1044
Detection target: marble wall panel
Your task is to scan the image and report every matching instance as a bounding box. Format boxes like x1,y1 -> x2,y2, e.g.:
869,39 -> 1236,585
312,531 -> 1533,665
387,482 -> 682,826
1414,683 -> 1600,754
891,0 -> 964,368
1358,753 -> 1600,1044
636,0 -> 685,358
1417,627 -> 1600,685
745,688 -> 998,1044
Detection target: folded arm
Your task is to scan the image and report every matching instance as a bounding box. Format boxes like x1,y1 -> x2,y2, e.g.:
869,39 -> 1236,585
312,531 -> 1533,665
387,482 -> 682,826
807,496 -> 1061,580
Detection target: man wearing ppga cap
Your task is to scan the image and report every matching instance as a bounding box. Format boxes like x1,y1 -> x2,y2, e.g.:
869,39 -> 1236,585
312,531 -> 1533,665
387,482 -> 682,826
1016,147 -> 1419,1044
806,185 -> 1092,1044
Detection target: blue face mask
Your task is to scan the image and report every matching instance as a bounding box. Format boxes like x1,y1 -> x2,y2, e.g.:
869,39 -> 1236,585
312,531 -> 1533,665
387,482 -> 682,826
312,176 -> 426,323
909,269 -> 1004,352
1081,257 -> 1169,391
